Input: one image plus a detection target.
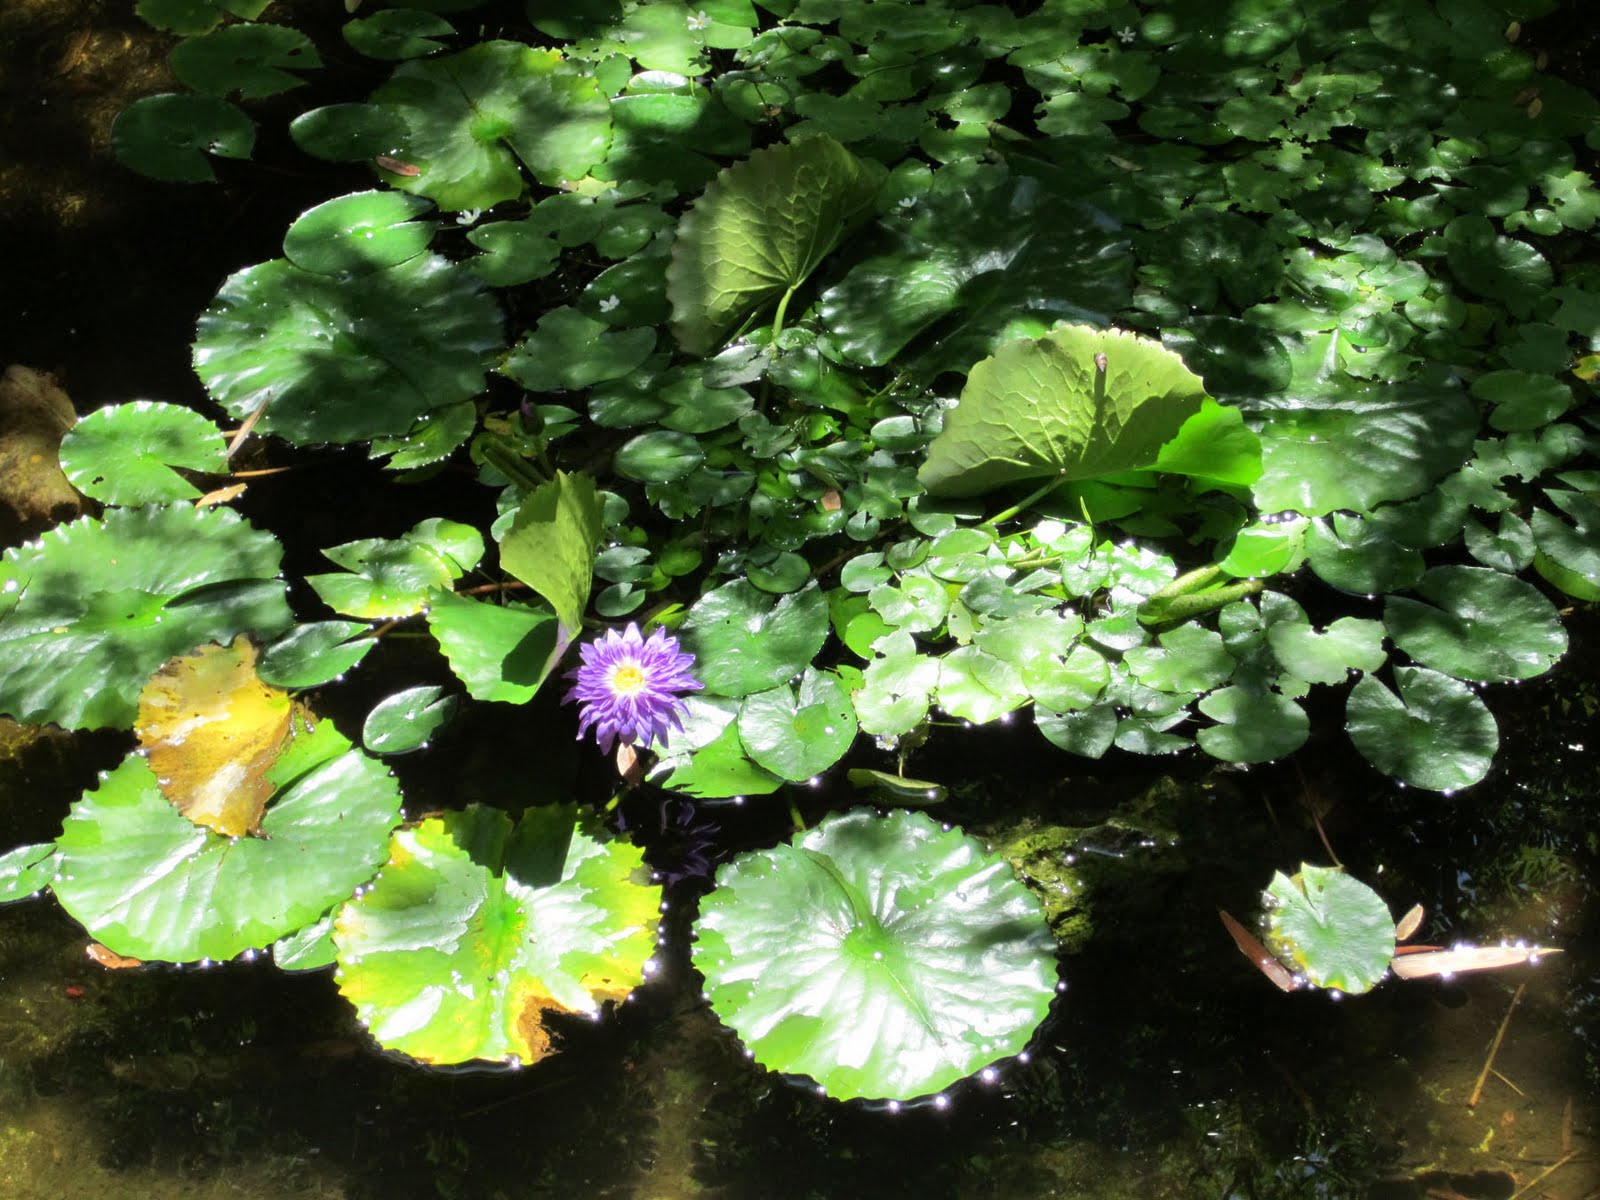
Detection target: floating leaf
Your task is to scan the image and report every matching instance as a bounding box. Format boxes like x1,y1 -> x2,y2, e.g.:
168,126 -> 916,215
818,170 -> 1131,370
111,93 -> 255,183
919,325 -> 1210,498
681,580 -> 830,697
502,308 -> 656,392
1248,383 -> 1478,516
282,190 -> 436,276
135,637 -> 298,839
362,685 -> 458,754
58,400 -> 227,505
1384,566 -> 1567,683
273,912 -> 336,972
693,808 -> 1057,1102
135,0 -> 270,35
1196,686 -> 1308,763
169,24 -> 321,100
0,505 -> 290,730
1346,667 -> 1498,792
1267,616 -> 1387,685
193,254 -> 502,447
343,9 -> 455,60
256,621 -> 375,689
334,804 -> 660,1066
667,135 -> 885,355
308,519 -> 480,620
368,41 -> 612,210
497,471 -> 603,647
0,842 -> 58,904
736,668 -> 857,780
289,103 -> 410,163
1263,864 -> 1394,995
53,722 -> 402,963
659,720 -> 785,799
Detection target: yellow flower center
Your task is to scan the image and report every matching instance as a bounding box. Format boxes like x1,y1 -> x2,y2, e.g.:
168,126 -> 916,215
610,662 -> 648,696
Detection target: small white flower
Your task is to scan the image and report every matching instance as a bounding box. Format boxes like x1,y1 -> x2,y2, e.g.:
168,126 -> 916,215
687,10 -> 710,31
599,294 -> 621,313
454,208 -> 482,226
1117,26 -> 1137,44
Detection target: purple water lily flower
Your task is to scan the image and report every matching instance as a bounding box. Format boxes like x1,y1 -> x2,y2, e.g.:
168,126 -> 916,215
564,623 -> 703,754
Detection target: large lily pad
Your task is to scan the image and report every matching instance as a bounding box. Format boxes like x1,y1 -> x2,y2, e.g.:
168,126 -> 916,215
919,325 -> 1211,497
111,93 -> 255,184
1384,566 -> 1567,682
333,804 -> 661,1066
680,579 -> 830,697
282,190 -> 436,276
667,135 -> 885,355
52,721 -> 402,963
693,808 -> 1057,1101
818,168 -> 1131,370
193,254 -> 502,447
169,23 -> 321,100
369,41 -> 612,210
57,400 -> 227,505
1263,864 -> 1394,995
1346,667 -> 1498,792
1247,383 -> 1478,516
0,505 -> 291,730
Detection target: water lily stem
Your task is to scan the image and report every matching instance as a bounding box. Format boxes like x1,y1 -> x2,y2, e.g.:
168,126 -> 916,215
770,285 -> 796,346
984,475 -> 1066,528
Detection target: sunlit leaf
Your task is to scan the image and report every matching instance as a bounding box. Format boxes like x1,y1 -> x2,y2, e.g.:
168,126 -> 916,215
693,808 -> 1057,1101
1346,667 -> 1498,792
919,325 -> 1210,497
0,505 -> 291,730
497,471 -> 603,647
1263,864 -> 1394,995
334,804 -> 660,1066
282,190 -> 436,276
681,579 -> 830,697
1384,566 -> 1566,682
53,722 -> 402,963
58,400 -> 227,505
135,637 -> 298,838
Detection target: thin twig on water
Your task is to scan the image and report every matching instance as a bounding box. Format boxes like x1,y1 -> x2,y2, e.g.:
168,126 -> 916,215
1468,982 -> 1525,1109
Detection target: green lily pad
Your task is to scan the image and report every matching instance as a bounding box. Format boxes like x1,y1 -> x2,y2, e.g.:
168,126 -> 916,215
425,590 -> 562,704
502,308 -> 656,392
343,9 -> 455,60
919,325 -> 1210,498
308,519 -> 481,620
681,580 -> 830,697
1471,370 -> 1574,433
659,720 -> 785,799
135,0 -> 269,35
369,41 -> 612,210
193,254 -> 502,447
1263,864 -> 1394,995
1196,686 -> 1308,764
614,430 -> 705,483
53,722 -> 402,963
693,808 -> 1057,1102
282,190 -> 436,276
0,842 -> 58,904
257,621 -> 375,689
111,93 -> 255,184
466,219 -> 563,286
1267,617 -> 1387,686
272,912 -> 336,972
289,103 -> 411,163
1248,383 -> 1478,516
57,401 -> 227,505
818,170 -> 1131,371
1304,513 -> 1425,595
667,135 -> 885,355
169,24 -> 321,100
0,505 -> 291,730
737,668 -> 856,781
1346,667 -> 1499,792
334,804 -> 661,1066
362,685 -> 458,754
1384,566 -> 1567,683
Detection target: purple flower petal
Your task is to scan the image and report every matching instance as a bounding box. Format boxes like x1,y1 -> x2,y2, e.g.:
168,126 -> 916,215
563,623 -> 703,754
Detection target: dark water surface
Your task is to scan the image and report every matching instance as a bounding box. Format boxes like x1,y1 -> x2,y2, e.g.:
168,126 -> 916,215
3,3 -> 1598,1197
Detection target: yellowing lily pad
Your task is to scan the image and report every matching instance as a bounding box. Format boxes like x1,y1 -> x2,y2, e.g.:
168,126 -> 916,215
135,637 -> 298,838
333,804 -> 661,1067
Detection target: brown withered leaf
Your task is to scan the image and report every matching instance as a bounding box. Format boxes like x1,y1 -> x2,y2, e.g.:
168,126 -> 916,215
135,636 -> 297,838
0,364 -> 85,544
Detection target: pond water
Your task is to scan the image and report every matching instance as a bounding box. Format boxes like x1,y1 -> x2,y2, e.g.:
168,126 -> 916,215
2,2 -> 1599,1198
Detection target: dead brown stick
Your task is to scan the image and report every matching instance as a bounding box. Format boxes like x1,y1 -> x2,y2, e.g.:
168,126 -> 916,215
1468,982 -> 1526,1108
1507,1151 -> 1580,1200
225,396 -> 272,461
1488,1067 -> 1526,1097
